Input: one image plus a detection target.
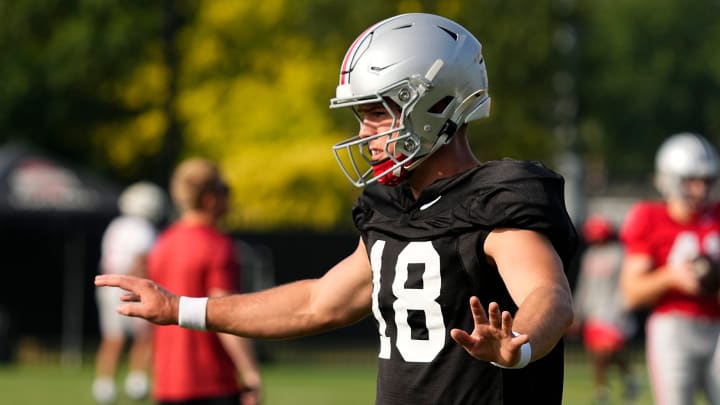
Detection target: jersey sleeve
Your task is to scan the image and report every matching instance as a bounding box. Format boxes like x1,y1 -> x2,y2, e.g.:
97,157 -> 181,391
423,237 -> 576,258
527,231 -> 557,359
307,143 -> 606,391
619,202 -> 652,255
466,161 -> 579,267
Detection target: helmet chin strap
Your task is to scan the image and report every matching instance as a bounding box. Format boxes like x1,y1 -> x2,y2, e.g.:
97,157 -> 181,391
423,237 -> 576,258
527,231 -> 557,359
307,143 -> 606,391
374,120 -> 460,186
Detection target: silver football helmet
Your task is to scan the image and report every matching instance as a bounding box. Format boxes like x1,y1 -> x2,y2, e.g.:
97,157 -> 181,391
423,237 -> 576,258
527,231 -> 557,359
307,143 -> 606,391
119,181 -> 167,224
654,132 -> 720,199
330,13 -> 491,187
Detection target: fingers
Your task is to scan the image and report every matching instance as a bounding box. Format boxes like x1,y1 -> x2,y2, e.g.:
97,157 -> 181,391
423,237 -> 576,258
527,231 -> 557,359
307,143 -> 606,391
469,297 -> 521,339
116,302 -> 148,319
449,328 -> 474,348
120,292 -> 140,302
97,275 -> 150,303
501,310 -> 529,346
96,275 -> 147,318
512,332 -> 530,346
487,301 -> 502,329
95,274 -> 139,290
501,310 -> 514,336
116,303 -> 136,317
469,297 -> 505,331
455,299 -> 532,364
468,296 -> 489,326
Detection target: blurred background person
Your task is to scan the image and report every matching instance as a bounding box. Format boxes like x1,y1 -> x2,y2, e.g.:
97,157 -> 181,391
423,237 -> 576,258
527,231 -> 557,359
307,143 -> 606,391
93,181 -> 168,404
148,158 -> 262,405
620,132 -> 720,405
573,214 -> 639,405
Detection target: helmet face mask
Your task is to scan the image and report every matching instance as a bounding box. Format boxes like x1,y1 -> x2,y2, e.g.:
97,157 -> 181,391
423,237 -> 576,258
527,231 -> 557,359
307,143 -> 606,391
330,13 -> 491,187
332,83 -> 425,186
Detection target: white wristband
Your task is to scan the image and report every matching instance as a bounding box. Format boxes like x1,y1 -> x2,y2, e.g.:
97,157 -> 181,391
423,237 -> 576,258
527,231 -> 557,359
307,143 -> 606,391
178,296 -> 208,331
491,331 -> 532,369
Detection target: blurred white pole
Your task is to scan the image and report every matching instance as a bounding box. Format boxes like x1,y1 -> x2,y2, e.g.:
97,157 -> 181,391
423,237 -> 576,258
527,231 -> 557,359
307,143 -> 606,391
552,0 -> 585,226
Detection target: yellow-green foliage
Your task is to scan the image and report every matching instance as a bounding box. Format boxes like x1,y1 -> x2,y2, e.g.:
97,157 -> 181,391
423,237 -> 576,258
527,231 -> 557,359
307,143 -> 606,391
88,0 -> 563,230
91,0 -> 363,230
176,0 -> 359,230
93,59 -> 169,169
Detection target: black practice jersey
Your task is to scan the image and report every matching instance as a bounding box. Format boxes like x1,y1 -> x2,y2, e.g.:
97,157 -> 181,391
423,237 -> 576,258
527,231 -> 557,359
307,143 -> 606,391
352,159 -> 578,405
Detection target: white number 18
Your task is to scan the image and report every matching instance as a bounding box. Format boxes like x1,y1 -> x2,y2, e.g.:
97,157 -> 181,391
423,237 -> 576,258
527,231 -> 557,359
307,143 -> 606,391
370,240 -> 446,363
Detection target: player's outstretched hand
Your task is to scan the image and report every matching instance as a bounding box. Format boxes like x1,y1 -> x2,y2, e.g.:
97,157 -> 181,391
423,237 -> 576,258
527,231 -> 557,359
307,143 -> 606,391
450,297 -> 530,367
95,274 -> 179,326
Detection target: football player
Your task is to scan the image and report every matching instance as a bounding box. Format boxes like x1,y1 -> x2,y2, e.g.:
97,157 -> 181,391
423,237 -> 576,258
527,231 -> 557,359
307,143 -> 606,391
93,182 -> 166,404
96,13 -> 577,404
573,215 -> 639,404
620,132 -> 720,404
147,158 -> 262,405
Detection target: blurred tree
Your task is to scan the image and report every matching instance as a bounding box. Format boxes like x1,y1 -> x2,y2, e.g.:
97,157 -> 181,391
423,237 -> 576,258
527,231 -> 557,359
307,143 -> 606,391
171,0 -> 375,230
0,0 -> 167,182
577,0 -> 720,189
0,0 -> 569,230
7,0 -> 718,230
168,0 -> 562,230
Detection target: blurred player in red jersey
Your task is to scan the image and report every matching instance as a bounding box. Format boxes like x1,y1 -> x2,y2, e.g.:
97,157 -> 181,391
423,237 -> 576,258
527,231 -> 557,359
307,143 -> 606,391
93,182 -> 166,404
147,158 -> 261,405
96,13 -> 577,404
620,132 -> 720,405
573,215 -> 639,405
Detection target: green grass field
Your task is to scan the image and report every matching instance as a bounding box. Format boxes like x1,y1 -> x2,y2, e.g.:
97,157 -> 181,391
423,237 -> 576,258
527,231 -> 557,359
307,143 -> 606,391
0,341 -> 663,405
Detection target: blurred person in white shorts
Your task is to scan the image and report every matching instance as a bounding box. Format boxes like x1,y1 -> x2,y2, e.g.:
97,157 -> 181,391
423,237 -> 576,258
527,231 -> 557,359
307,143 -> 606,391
93,182 -> 167,404
574,214 -> 639,404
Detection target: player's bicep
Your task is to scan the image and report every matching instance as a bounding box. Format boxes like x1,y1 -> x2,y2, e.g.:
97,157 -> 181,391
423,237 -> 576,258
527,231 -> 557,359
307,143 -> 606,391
485,228 -> 569,306
310,238 -> 373,327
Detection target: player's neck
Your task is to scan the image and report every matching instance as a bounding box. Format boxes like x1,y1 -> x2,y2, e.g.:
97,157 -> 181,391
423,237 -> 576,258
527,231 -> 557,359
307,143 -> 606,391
666,199 -> 703,224
408,130 -> 480,198
179,210 -> 217,227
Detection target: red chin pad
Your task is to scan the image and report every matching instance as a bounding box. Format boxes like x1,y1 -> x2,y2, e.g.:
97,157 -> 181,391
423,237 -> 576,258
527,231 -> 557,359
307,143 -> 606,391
372,156 -> 409,186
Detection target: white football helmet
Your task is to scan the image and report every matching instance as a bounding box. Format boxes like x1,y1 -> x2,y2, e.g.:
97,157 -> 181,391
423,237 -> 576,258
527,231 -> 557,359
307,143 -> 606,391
654,132 -> 720,199
118,181 -> 167,223
330,13 -> 491,187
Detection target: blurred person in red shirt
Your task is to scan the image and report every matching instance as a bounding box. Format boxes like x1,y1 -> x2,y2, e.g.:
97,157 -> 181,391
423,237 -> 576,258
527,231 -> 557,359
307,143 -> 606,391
148,158 -> 262,405
621,133 -> 720,405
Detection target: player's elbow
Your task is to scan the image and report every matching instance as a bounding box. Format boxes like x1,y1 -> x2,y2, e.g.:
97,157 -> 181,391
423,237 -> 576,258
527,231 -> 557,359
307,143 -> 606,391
556,290 -> 575,332
536,284 -> 574,336
302,299 -> 368,334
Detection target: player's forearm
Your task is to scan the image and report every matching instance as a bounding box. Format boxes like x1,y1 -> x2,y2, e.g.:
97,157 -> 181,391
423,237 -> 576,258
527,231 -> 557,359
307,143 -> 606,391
513,285 -> 574,360
621,266 -> 673,309
204,279 -> 338,339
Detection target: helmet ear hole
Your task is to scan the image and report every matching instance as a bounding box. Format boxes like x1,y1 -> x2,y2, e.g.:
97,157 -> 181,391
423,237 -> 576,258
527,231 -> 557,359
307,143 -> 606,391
428,96 -> 454,114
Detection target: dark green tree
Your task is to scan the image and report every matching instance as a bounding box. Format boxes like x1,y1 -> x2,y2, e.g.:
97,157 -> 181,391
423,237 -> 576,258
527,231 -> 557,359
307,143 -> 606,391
0,0 -> 171,182
577,0 -> 720,189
